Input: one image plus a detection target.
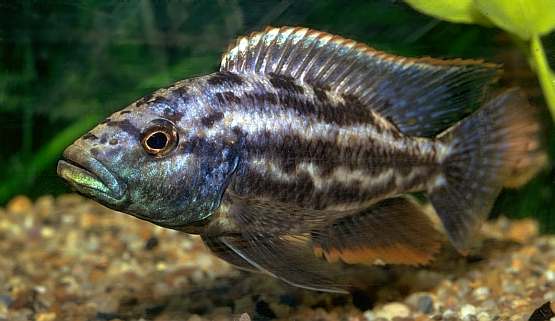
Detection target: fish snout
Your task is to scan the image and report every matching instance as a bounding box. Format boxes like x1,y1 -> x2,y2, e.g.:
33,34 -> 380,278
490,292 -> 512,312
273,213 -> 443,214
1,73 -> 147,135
57,144 -> 126,201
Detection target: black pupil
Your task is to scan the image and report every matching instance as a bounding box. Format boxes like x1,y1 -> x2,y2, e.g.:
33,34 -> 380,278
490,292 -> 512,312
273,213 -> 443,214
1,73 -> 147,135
147,132 -> 168,150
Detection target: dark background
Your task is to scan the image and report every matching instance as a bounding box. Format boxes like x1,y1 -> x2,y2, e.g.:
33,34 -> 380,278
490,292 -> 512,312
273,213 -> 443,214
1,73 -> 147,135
0,1 -> 553,229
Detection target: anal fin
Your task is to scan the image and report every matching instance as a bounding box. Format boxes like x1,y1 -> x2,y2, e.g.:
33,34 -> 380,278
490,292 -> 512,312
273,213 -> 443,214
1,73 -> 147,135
206,193 -> 443,292
312,197 -> 444,266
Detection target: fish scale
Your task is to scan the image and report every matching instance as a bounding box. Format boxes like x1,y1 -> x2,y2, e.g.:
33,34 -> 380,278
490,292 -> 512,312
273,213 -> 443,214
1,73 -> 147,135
186,71 -> 444,210
57,26 -> 545,293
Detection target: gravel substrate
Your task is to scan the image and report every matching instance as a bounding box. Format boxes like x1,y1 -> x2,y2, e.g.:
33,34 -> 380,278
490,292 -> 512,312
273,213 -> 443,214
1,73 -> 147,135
0,194 -> 553,321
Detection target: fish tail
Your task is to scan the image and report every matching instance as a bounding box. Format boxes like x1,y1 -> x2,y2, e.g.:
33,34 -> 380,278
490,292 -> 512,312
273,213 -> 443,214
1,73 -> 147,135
430,88 -> 545,253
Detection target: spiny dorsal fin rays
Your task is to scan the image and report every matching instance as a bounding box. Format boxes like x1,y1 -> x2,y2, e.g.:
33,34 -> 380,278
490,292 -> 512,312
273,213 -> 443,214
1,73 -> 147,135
221,26 -> 501,137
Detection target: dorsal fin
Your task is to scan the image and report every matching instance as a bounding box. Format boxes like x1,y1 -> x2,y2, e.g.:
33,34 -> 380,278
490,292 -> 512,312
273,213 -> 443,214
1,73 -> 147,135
221,26 -> 501,137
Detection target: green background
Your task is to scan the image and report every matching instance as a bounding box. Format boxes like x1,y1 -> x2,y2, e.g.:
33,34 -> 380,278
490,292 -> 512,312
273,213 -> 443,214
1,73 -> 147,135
0,1 -> 553,230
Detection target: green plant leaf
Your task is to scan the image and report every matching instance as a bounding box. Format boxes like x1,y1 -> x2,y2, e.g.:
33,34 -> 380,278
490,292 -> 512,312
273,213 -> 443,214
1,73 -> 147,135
530,34 -> 555,120
405,0 -> 491,25
0,114 -> 102,204
474,0 -> 555,40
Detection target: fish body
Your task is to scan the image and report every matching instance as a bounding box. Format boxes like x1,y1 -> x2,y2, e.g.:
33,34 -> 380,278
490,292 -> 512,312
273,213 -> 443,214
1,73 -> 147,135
192,71 -> 443,211
57,27 -> 545,292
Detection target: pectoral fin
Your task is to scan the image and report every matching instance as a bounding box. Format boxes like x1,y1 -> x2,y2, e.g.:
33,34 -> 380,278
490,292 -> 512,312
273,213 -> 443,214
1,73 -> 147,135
201,235 -> 259,273
220,233 -> 351,293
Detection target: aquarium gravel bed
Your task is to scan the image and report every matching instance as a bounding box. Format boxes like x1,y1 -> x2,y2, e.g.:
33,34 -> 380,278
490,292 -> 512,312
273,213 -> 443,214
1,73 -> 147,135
0,195 -> 553,321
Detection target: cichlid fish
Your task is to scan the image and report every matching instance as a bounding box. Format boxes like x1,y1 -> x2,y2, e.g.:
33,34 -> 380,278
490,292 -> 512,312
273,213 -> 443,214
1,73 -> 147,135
57,27 -> 545,292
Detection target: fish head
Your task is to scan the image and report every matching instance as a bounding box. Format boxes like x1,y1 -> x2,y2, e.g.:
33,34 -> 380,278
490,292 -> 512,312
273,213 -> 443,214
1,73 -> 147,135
57,82 -> 240,229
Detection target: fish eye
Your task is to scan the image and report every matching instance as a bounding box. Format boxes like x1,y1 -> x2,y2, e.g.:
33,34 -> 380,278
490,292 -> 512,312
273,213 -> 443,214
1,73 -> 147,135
140,120 -> 178,157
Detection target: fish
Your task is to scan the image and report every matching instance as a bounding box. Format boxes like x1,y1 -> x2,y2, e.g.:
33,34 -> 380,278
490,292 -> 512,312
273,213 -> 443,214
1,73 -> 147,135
57,26 -> 546,293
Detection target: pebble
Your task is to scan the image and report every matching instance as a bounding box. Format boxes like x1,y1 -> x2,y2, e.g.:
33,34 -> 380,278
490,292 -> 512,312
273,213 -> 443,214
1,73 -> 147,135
374,303 -> 410,319
269,301 -> 291,318
443,309 -> 456,319
472,287 -> 490,301
34,196 -> 54,217
477,311 -> 491,321
234,296 -> 253,314
144,236 -> 159,250
545,271 -> 555,282
6,196 -> 32,214
0,304 -> 6,319
0,295 -> 12,307
416,295 -> 435,314
238,313 -> 251,321
35,312 -> 57,321
363,310 -> 376,321
406,292 -> 435,314
511,299 -> 528,309
40,226 -> 55,238
544,291 -> 555,301
507,219 -> 538,243
1,195 -> 554,321
460,304 -> 476,318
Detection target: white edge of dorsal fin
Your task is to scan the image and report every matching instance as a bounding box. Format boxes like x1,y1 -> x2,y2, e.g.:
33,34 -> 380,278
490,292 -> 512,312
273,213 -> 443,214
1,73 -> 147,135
220,26 -> 500,137
220,26 -> 498,78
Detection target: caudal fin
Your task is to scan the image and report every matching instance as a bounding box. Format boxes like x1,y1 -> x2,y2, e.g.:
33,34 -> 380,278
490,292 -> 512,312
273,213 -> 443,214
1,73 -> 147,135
430,88 -> 545,253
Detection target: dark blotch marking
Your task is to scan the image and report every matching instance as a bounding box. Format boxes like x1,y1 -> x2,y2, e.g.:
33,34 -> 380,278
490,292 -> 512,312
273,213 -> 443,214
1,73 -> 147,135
173,85 -> 191,102
180,135 -> 218,156
119,110 -> 131,115
163,107 -> 184,123
100,118 -> 111,125
106,119 -> 141,137
231,163 -> 399,210
214,92 -> 241,105
313,87 -> 328,103
90,147 -> 100,156
241,92 -> 279,108
151,96 -> 167,105
200,111 -> 224,128
268,72 -> 304,95
135,93 -> 154,106
82,133 -> 98,141
264,92 -> 278,105
232,126 -> 245,137
280,92 -> 318,119
269,87 -> 378,127
397,164 -> 413,177
207,71 -> 244,87
236,131 -> 437,206
231,168 -> 316,207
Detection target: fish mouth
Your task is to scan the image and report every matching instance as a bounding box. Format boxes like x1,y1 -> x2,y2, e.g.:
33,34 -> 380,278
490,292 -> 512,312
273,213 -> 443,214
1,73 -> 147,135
57,146 -> 126,202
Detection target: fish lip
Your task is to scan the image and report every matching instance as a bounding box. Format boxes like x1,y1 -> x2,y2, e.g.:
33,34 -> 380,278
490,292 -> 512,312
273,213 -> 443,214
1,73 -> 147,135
57,146 -> 126,201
